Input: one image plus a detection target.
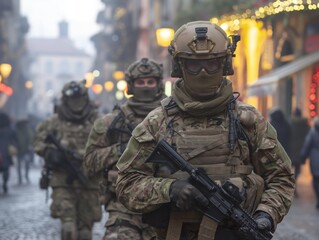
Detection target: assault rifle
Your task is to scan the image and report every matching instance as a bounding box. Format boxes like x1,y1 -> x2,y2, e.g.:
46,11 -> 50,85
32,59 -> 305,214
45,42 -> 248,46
146,139 -> 273,240
45,133 -> 88,188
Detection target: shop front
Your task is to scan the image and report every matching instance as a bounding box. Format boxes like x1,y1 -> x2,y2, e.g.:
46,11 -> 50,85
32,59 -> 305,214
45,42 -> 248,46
247,51 -> 319,119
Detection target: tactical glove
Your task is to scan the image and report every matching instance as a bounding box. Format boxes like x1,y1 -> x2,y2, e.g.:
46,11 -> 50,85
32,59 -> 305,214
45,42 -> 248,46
253,211 -> 273,231
239,211 -> 273,239
169,180 -> 209,211
44,148 -> 64,169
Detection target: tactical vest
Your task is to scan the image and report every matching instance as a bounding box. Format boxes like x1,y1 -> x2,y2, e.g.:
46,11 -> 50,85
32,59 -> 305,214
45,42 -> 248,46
153,97 -> 264,240
105,104 -> 156,229
50,116 -> 96,188
107,104 -> 146,160
60,120 -> 93,153
158,97 -> 253,181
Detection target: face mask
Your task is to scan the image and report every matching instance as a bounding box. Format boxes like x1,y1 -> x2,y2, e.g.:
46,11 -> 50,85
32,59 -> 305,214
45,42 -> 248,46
65,96 -> 88,113
132,87 -> 158,102
182,68 -> 224,100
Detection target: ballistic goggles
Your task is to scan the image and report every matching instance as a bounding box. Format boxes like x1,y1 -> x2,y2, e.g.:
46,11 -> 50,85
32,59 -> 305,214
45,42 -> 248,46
63,83 -> 85,98
181,58 -> 225,75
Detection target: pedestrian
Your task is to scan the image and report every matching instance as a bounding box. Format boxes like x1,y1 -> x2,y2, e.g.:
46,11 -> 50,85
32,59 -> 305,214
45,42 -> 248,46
300,117 -> 319,209
84,58 -> 165,240
16,119 -> 34,184
0,112 -> 18,194
269,108 -> 291,154
115,21 -> 295,239
33,80 -> 102,240
290,108 -> 310,196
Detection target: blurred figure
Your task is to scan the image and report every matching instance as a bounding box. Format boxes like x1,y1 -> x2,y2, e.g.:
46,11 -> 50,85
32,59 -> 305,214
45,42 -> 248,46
269,108 -> 291,154
300,117 -> 319,209
16,119 -> 34,184
0,112 -> 18,194
84,58 -> 165,240
290,108 -> 310,196
33,80 -> 102,240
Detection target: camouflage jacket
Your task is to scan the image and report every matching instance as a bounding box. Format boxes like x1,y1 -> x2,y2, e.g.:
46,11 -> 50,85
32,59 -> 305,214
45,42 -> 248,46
33,113 -> 98,189
116,97 -> 295,230
84,101 -> 159,226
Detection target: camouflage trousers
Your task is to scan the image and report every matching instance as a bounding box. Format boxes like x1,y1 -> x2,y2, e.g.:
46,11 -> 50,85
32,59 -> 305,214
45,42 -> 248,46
50,187 -> 102,239
104,224 -> 157,240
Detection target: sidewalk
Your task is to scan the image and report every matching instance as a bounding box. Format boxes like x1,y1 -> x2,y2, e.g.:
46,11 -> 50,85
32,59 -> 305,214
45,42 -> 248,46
273,162 -> 319,240
0,164 -> 106,240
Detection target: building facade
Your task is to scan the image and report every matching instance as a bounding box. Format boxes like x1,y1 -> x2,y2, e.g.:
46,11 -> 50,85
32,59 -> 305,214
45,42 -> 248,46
27,21 -> 92,118
0,0 -> 30,120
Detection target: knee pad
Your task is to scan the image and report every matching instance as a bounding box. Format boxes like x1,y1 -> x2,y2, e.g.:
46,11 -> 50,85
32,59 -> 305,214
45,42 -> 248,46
61,220 -> 77,240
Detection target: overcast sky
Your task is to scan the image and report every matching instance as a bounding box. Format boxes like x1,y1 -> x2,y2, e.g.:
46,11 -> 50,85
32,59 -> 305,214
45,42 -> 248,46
21,0 -> 104,55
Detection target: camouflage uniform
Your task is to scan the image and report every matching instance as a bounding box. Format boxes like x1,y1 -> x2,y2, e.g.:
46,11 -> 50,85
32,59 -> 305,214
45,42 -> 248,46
116,22 -> 295,240
33,81 -> 102,240
84,58 -> 165,240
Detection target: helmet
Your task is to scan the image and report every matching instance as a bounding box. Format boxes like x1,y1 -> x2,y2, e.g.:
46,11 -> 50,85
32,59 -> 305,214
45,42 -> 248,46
125,58 -> 164,95
61,80 -> 89,113
168,21 -> 240,77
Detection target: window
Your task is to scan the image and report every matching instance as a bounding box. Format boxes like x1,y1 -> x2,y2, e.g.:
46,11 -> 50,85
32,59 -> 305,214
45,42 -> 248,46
75,61 -> 84,75
59,60 -> 69,74
45,60 -> 53,74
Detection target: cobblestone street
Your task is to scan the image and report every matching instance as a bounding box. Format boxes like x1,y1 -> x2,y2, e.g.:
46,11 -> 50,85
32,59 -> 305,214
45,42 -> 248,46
0,163 -> 319,240
0,164 -> 106,240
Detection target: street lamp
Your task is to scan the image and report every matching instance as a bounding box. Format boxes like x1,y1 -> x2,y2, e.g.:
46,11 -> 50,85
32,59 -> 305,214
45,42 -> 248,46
104,81 -> 114,92
0,63 -> 12,84
92,84 -> 103,95
113,70 -> 125,81
156,27 -> 174,47
85,72 -> 95,88
25,80 -> 33,89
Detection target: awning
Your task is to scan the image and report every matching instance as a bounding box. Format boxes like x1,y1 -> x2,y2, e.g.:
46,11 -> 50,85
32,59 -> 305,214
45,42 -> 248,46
247,51 -> 319,97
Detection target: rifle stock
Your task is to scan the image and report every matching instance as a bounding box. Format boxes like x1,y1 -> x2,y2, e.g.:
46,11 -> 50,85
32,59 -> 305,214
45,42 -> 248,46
146,139 -> 272,240
45,133 -> 88,188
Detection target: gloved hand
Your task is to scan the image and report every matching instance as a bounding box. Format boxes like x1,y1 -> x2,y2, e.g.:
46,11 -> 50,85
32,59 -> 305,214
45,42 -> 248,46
169,180 -> 209,211
239,211 -> 273,239
253,211 -> 273,231
44,148 -> 63,169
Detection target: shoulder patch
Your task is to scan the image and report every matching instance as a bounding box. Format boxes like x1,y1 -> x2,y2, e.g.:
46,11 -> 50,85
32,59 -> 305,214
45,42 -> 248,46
93,116 -> 110,134
236,101 -> 258,128
132,122 -> 154,143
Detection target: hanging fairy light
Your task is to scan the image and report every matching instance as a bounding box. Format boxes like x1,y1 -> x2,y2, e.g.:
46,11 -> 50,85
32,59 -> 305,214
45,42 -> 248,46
210,0 -> 319,34
309,66 -> 319,118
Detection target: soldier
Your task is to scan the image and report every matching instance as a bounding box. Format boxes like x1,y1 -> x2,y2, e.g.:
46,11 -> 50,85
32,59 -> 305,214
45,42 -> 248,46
84,58 -> 165,240
116,21 -> 295,239
33,80 -> 102,240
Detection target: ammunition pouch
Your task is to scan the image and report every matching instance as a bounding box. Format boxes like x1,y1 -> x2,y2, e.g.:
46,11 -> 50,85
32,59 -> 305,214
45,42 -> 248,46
242,173 -> 265,214
39,170 -> 50,190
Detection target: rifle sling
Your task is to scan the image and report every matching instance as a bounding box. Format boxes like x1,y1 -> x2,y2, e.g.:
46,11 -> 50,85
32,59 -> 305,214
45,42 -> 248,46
198,215 -> 218,240
166,210 -> 218,240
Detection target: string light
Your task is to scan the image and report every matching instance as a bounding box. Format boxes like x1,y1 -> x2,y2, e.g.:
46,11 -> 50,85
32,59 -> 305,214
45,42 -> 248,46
211,0 -> 319,33
309,66 -> 319,118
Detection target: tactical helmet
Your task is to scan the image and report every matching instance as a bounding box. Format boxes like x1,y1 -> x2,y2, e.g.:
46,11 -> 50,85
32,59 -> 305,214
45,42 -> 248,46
125,58 -> 164,95
168,21 -> 240,77
61,80 -> 89,113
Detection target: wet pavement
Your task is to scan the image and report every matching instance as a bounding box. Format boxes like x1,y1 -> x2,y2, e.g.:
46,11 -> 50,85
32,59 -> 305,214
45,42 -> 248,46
0,162 -> 318,240
0,163 -> 107,240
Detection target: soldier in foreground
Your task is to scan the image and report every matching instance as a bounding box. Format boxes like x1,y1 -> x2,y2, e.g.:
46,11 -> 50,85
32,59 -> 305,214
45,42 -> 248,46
116,21 -> 295,239
33,80 -> 102,240
84,58 -> 165,239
